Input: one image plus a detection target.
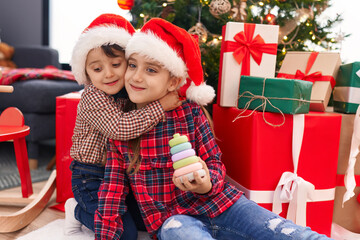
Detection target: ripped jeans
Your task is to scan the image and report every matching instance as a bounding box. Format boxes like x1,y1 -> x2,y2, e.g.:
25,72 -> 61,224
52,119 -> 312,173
157,195 -> 331,240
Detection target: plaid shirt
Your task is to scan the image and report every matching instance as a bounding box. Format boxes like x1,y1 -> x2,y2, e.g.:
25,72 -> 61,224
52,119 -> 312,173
70,84 -> 164,164
94,101 -> 242,240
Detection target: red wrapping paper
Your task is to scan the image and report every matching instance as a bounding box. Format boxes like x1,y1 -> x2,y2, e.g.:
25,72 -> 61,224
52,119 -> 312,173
213,104 -> 342,236
55,92 -> 81,204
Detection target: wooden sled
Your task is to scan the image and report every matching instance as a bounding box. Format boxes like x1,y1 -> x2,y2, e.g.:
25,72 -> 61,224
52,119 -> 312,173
0,170 -> 56,233
0,101 -> 57,232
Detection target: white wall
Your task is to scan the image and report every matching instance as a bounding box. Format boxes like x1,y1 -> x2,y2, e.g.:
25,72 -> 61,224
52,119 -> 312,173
320,0 -> 360,63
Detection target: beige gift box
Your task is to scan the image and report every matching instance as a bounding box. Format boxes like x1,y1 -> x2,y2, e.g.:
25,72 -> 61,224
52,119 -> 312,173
333,113 -> 360,233
278,52 -> 341,112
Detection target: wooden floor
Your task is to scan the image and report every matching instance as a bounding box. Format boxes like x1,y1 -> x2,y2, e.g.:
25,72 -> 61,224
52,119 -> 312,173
0,180 -> 64,240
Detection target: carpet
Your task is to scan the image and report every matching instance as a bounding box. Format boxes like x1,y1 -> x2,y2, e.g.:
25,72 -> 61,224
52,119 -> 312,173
0,141 -> 54,190
16,219 -> 151,240
331,222 -> 360,240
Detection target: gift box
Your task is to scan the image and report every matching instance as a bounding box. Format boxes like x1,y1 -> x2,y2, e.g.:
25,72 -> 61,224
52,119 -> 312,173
333,179 -> 360,235
218,22 -> 279,107
278,52 -> 341,112
238,76 -> 312,115
333,62 -> 360,113
213,104 -> 341,236
56,92 -> 81,204
332,110 -> 360,233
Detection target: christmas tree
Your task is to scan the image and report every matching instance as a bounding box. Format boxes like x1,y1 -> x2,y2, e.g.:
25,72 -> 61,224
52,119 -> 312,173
124,0 -> 343,105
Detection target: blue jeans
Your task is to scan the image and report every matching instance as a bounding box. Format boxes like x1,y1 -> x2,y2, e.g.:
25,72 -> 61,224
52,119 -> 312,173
70,161 -> 138,240
157,195 -> 332,240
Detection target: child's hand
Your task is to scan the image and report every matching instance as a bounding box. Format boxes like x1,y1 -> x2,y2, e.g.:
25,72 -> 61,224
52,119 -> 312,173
159,91 -> 182,111
172,159 -> 212,194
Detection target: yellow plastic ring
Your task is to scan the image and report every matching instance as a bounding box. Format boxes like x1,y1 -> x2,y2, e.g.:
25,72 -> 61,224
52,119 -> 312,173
173,156 -> 199,169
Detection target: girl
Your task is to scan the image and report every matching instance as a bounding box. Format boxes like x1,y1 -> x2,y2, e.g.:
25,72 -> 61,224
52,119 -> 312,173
65,14 -> 181,239
94,18 -> 331,240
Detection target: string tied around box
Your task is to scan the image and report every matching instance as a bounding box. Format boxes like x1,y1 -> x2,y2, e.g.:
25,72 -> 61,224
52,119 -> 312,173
232,78 -> 311,127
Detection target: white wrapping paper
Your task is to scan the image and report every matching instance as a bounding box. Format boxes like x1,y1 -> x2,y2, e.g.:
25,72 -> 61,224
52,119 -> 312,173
333,87 -> 360,104
272,114 -> 316,226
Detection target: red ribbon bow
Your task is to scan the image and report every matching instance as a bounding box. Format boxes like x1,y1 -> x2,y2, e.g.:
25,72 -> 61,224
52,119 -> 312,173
294,69 -> 323,83
223,23 -> 278,76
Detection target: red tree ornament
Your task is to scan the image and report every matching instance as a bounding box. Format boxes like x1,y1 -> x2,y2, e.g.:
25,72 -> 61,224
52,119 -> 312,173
117,0 -> 134,10
265,13 -> 276,25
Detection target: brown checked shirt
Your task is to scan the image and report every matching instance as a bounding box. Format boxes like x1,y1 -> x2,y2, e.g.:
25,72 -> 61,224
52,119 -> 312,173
70,84 -> 165,164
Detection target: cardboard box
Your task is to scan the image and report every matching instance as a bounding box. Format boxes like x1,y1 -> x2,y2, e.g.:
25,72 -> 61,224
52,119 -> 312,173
213,104 -> 341,236
336,113 -> 359,175
333,184 -> 360,234
278,52 -> 341,112
218,22 -> 279,107
332,113 -> 360,233
55,92 -> 81,204
333,62 -> 360,113
238,76 -> 312,114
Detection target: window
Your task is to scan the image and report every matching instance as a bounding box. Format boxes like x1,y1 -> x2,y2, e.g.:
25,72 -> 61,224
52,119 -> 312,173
49,0 -> 130,64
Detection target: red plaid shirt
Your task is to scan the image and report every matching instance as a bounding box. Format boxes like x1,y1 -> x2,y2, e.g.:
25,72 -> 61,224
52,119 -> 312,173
94,101 -> 242,239
70,84 -> 165,164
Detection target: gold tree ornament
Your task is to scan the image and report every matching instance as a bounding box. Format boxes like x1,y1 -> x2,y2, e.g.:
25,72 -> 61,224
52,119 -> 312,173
294,8 -> 314,23
278,19 -> 298,43
278,7 -> 314,43
231,0 -> 247,22
209,0 -> 232,17
315,2 -> 328,14
188,22 -> 208,43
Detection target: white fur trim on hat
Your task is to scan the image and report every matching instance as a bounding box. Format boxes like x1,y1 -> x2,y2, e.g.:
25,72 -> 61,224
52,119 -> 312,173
186,82 -> 215,106
125,31 -> 187,81
70,25 -> 132,85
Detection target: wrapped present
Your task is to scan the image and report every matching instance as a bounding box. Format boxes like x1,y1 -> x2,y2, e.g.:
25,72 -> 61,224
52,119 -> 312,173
333,179 -> 360,235
56,92 -> 81,204
213,104 -> 341,236
218,22 -> 279,107
237,76 -> 312,115
278,52 -> 341,112
333,62 -> 360,113
333,107 -> 360,233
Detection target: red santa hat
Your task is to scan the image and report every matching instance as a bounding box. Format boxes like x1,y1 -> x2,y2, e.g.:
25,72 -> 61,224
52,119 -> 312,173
125,18 -> 215,106
70,13 -> 135,85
